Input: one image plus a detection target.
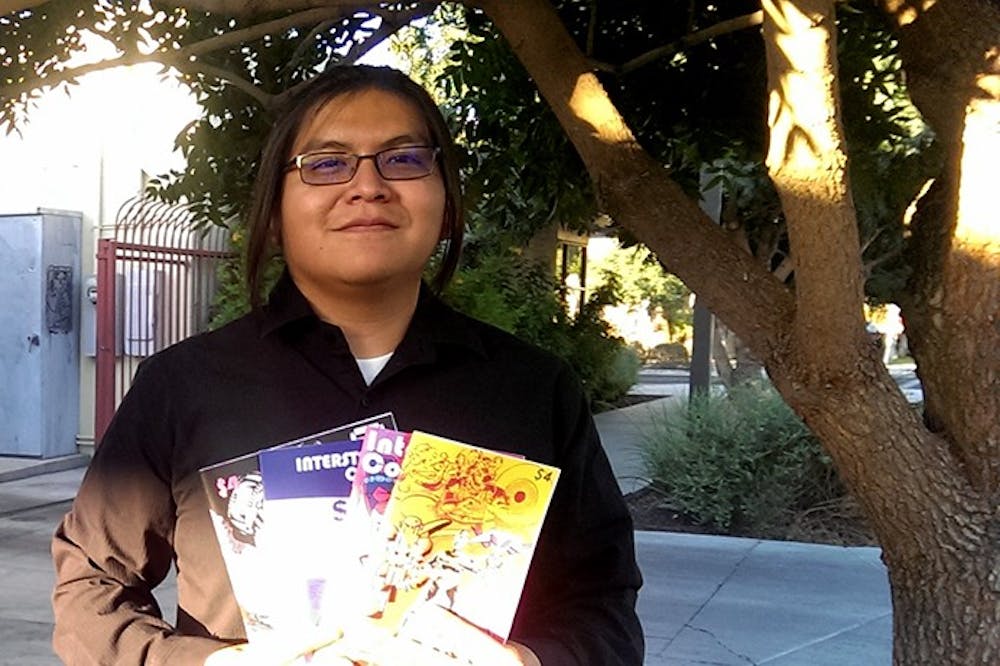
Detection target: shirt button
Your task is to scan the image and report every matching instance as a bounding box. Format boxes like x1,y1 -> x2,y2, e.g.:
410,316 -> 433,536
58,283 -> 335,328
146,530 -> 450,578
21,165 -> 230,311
360,396 -> 371,407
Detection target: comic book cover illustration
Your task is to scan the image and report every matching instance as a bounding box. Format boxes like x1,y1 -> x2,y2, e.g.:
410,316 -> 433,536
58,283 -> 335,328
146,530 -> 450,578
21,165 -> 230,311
256,438 -> 365,641
197,412 -> 396,643
359,430 -> 560,644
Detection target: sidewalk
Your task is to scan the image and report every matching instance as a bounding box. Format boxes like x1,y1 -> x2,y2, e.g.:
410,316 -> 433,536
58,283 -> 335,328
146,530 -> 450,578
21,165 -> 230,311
597,393 -> 891,665
0,395 -> 892,665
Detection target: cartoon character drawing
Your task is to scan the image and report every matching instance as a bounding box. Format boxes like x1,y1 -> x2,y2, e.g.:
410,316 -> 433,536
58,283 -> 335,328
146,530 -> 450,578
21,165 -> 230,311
421,528 -> 527,610
396,443 -> 449,492
226,472 -> 265,543
368,515 -> 450,617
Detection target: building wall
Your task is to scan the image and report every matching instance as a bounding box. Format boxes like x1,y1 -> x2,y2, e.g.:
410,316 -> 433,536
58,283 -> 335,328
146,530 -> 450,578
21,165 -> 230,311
0,57 -> 199,454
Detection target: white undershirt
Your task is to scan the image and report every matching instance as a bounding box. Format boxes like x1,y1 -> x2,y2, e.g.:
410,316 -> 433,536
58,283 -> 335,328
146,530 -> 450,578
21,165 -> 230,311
355,352 -> 393,386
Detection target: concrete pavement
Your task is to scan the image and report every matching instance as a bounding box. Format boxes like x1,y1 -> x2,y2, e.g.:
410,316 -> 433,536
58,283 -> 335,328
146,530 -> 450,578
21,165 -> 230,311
0,392 -> 892,665
596,394 -> 891,665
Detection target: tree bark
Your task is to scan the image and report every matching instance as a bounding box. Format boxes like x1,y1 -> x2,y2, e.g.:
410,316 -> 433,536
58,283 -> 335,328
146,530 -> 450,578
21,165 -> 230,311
763,2 -> 1000,662
710,325 -> 734,387
769,372 -> 999,664
762,0 -> 867,367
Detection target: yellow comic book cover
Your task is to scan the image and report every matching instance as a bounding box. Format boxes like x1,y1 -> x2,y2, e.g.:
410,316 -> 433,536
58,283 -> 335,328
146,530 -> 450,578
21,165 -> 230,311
358,430 -> 560,646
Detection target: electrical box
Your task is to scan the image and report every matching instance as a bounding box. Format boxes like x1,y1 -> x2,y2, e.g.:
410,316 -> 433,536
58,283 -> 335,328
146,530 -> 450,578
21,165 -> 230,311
0,212 -> 81,457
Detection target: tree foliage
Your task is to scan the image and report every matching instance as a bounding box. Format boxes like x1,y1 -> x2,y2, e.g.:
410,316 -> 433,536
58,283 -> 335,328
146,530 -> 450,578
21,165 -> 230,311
143,8 -> 427,226
587,242 -> 692,335
2,2 -> 433,224
435,8 -> 596,261
427,0 -> 938,307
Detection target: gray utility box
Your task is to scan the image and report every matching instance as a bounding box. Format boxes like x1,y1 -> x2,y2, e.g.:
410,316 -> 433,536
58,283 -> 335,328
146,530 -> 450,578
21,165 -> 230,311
0,211 -> 81,457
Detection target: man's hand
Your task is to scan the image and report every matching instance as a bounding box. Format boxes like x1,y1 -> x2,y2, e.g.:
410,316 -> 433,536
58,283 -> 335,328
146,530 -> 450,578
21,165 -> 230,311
203,630 -> 353,666
313,635 -> 539,666
323,605 -> 540,665
204,608 -> 542,666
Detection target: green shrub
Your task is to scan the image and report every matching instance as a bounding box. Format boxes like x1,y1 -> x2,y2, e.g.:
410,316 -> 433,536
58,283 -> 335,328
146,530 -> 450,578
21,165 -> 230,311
560,281 -> 641,410
640,382 -> 843,536
207,228 -> 283,330
644,342 -> 689,368
444,252 -> 638,407
443,253 -> 567,349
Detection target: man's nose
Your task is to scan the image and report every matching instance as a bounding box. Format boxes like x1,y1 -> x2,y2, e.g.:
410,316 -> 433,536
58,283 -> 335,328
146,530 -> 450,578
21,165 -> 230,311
348,156 -> 390,200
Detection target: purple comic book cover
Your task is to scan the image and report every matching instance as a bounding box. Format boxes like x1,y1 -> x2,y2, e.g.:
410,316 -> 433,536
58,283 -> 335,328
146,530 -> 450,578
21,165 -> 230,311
197,412 -> 396,644
349,426 -> 411,524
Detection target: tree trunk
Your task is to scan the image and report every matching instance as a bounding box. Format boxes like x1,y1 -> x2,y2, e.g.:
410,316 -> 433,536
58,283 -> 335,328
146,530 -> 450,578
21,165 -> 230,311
712,322 -> 765,386
477,0 -> 796,362
710,324 -> 734,387
767,372 -> 999,664
731,336 -> 764,385
875,0 -> 1000,494
762,3 -> 1000,662
479,0 -> 1000,663
890,557 -> 1000,665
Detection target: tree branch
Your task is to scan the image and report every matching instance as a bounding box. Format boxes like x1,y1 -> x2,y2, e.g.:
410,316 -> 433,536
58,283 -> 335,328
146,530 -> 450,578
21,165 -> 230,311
2,1 -> 438,116
1,7 -> 344,105
348,3 -> 432,61
285,17 -> 345,71
585,1 -> 597,57
2,51 -> 154,103
772,255 -> 795,282
176,7 -> 349,58
272,3 -> 430,106
762,0 -> 865,364
592,11 -> 764,75
182,60 -> 274,107
156,0 -> 382,16
477,0 -> 794,363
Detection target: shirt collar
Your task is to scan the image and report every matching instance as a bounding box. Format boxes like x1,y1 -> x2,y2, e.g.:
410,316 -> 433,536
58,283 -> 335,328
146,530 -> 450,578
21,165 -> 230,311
256,271 -> 487,359
257,271 -> 316,337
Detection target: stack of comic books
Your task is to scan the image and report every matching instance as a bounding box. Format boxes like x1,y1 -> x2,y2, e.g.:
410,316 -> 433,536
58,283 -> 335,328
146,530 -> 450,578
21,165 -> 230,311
199,415 -> 560,659
198,413 -> 396,646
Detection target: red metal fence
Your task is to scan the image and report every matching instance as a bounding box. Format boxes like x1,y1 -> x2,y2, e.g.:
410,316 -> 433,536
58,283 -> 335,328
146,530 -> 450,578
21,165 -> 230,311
94,197 -> 235,443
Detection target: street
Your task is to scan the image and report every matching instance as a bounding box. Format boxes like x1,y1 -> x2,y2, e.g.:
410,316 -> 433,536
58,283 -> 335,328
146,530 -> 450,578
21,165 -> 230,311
629,364 -> 923,404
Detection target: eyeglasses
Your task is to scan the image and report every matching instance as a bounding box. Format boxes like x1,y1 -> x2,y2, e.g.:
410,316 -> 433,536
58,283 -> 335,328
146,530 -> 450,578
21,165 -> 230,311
285,146 -> 440,185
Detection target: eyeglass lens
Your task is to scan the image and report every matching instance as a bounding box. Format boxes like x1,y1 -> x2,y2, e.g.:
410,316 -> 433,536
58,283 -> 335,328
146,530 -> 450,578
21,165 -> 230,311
297,146 -> 437,184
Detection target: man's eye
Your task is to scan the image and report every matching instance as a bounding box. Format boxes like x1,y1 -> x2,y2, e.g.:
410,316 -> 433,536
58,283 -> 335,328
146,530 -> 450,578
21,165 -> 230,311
307,155 -> 350,171
385,150 -> 428,167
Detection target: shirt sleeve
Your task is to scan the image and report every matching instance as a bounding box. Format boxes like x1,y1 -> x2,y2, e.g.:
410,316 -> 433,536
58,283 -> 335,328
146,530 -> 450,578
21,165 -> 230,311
510,366 -> 645,665
51,357 -> 230,666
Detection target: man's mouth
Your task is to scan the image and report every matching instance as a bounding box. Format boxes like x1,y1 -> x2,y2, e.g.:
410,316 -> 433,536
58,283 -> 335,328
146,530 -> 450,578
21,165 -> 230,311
338,217 -> 397,232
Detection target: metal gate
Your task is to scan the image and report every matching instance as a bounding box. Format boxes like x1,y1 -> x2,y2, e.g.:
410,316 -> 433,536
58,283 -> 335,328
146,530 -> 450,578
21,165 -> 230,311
94,197 -> 235,443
